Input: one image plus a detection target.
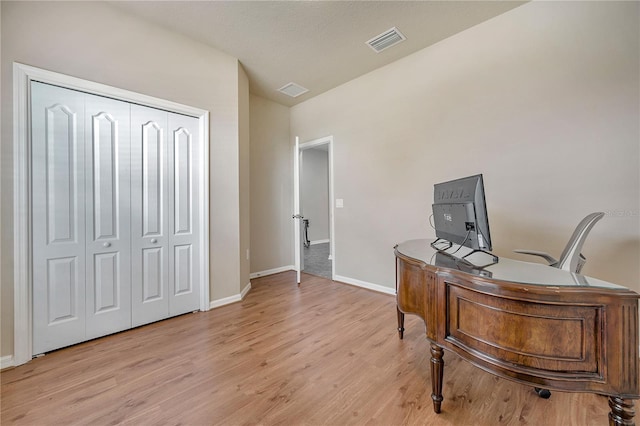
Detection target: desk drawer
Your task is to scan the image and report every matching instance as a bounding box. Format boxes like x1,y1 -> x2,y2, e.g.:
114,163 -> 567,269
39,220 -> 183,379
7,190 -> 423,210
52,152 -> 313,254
444,282 -> 603,378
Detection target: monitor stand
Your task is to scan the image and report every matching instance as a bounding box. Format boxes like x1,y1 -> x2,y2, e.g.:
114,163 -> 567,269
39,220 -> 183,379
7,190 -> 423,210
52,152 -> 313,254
430,238 -> 498,269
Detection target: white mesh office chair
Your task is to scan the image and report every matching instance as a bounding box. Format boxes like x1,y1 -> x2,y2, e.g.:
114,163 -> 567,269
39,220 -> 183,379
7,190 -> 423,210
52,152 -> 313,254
514,211 -> 605,398
514,212 -> 605,274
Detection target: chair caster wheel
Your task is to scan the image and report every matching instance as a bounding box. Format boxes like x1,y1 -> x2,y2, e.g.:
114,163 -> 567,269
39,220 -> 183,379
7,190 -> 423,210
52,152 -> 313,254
534,387 -> 551,399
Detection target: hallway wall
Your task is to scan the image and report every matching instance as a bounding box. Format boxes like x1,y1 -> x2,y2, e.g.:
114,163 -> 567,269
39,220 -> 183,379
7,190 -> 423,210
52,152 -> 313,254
249,94 -> 293,274
301,148 -> 330,243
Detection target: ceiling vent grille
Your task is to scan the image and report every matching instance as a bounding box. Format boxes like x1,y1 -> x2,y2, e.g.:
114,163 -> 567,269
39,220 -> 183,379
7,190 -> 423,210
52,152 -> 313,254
366,27 -> 406,53
278,82 -> 309,98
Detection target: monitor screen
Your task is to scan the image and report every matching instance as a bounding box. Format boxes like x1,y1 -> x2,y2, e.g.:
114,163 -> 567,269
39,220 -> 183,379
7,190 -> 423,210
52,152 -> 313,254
432,174 -> 492,251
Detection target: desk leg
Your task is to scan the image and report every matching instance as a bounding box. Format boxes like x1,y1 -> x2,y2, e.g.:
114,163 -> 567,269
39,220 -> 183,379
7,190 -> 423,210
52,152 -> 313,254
397,308 -> 405,339
609,397 -> 635,426
430,343 -> 444,414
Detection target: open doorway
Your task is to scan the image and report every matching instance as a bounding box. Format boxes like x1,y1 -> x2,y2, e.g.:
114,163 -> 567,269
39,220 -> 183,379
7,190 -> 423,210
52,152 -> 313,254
294,136 -> 335,282
301,145 -> 331,279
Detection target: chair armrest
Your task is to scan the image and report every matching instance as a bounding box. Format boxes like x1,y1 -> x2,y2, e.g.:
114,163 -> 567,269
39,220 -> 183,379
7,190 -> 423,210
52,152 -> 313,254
513,249 -> 558,266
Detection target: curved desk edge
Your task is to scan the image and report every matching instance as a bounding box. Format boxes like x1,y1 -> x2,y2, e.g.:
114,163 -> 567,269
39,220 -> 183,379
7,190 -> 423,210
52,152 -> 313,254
394,240 -> 640,425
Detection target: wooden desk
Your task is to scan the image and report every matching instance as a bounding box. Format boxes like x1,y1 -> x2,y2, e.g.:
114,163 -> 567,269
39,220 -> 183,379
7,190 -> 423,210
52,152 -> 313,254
395,239 -> 639,425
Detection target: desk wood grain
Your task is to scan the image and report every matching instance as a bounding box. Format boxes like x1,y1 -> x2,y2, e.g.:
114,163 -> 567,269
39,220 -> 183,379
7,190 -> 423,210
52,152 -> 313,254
396,242 -> 639,425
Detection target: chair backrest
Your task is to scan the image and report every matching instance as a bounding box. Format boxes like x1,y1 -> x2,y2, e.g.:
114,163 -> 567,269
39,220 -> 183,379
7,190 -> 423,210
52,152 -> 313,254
556,212 -> 605,273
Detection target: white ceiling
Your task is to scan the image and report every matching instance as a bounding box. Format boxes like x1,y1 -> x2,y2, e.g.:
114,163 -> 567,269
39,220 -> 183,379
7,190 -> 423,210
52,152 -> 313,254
111,1 -> 526,107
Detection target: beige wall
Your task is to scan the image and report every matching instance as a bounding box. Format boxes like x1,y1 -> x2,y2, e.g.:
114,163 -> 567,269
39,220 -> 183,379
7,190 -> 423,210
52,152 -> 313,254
301,148 -> 330,243
290,1 -> 640,292
0,2 -> 4,360
239,65 -> 251,289
249,95 -> 293,274
1,1 -> 247,357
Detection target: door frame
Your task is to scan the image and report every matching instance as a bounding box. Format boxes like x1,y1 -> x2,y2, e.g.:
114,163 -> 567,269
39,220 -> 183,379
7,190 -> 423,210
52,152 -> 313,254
293,137 -> 302,284
12,63 -> 211,366
294,135 -> 335,281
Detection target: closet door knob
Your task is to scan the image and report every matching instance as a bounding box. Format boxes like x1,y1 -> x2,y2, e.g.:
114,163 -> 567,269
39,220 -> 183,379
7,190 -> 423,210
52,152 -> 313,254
103,242 -> 111,248
151,238 -> 158,244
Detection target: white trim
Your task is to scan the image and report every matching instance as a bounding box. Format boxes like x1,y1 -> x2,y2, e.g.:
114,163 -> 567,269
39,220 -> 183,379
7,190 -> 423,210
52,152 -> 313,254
310,239 -> 330,245
13,63 -> 33,366
209,294 -> 242,310
199,111 -> 211,313
15,64 -> 206,117
209,282 -> 252,310
299,137 -> 333,150
328,139 -> 335,280
12,63 -> 210,366
249,265 -> 295,279
241,282 -> 252,299
293,137 -> 301,283
1,355 -> 15,370
298,136 -> 336,281
333,274 -> 396,296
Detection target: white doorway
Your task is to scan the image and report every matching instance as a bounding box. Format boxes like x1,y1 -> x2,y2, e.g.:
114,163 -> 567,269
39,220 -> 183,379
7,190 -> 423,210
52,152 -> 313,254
293,136 -> 335,284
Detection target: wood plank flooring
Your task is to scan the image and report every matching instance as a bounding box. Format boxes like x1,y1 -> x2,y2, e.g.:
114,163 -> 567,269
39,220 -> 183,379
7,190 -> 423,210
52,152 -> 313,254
1,271 -> 609,425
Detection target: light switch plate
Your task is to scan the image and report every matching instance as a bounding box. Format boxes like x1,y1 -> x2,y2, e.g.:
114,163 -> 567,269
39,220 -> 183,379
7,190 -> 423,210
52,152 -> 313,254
336,199 -> 344,208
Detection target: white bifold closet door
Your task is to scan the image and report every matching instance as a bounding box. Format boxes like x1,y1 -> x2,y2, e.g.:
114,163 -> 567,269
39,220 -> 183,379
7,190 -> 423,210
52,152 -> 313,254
84,94 -> 132,341
130,105 -> 200,327
32,83 -> 88,354
32,82 -> 132,353
32,82 -> 200,355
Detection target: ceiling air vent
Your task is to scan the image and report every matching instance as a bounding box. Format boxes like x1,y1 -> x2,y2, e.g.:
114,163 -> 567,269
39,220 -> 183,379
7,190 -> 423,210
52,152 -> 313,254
366,27 -> 406,53
278,82 -> 309,98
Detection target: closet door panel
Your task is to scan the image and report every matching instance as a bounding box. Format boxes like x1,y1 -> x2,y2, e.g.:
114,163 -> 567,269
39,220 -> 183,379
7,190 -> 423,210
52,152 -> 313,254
85,95 -> 132,339
167,113 -> 200,315
142,247 -> 164,300
32,82 -> 87,354
31,80 -> 204,354
131,105 -> 169,327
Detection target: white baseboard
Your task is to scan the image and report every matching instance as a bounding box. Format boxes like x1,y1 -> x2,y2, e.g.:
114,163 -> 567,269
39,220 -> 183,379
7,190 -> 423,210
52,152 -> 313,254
333,274 -> 396,296
209,282 -> 252,310
310,239 -> 329,245
250,265 -> 294,279
240,282 -> 252,299
1,355 -> 15,370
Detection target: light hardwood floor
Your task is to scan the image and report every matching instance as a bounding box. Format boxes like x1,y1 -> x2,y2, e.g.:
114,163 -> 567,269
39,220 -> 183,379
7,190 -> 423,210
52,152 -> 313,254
1,271 -> 609,425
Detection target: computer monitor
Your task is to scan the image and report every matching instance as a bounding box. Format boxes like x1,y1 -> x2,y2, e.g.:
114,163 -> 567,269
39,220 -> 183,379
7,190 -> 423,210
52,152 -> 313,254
431,174 -> 492,251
